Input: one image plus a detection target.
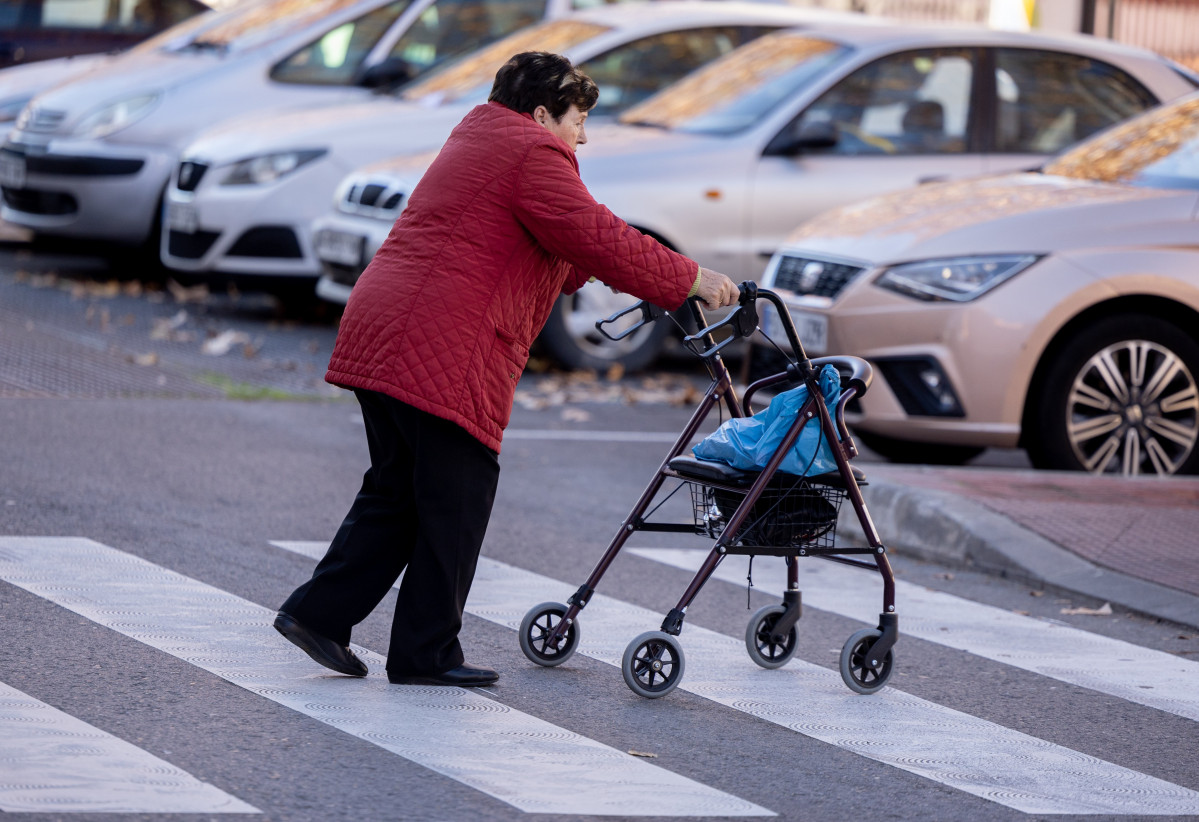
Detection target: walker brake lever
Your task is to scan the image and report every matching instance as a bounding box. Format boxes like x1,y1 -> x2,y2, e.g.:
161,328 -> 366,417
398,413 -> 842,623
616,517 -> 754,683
595,300 -> 666,341
683,282 -> 760,358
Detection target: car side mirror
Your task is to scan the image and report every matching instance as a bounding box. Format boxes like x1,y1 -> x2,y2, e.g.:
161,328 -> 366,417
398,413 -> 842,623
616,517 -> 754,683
763,120 -> 840,157
358,57 -> 416,90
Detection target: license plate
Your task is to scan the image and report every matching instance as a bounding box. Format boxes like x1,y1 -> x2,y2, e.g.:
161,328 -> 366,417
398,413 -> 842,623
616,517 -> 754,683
761,304 -> 828,355
166,202 -> 199,234
0,152 -> 25,188
314,229 -> 365,268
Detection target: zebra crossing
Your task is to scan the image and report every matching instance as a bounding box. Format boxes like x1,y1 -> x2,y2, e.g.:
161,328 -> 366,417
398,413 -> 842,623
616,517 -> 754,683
1,535 -> 1197,816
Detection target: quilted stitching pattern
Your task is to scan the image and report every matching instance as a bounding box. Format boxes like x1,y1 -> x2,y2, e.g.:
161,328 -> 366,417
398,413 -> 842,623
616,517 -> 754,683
326,103 -> 696,452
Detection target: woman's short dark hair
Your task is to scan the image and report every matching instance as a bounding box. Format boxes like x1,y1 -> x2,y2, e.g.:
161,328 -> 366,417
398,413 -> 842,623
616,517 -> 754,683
488,51 -> 599,119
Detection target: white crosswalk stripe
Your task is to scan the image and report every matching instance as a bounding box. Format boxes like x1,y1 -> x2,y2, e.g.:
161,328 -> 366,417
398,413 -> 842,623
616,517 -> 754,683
0,537 -> 771,818
272,541 -> 1199,816
630,547 -> 1199,721
0,680 -> 259,814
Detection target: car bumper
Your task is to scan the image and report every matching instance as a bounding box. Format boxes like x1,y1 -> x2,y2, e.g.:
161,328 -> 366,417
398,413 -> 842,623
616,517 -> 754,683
310,212 -> 389,304
755,269 -> 1075,449
0,134 -> 172,244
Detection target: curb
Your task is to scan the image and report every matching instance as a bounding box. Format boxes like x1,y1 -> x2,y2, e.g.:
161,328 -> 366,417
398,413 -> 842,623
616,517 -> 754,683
842,478 -> 1199,631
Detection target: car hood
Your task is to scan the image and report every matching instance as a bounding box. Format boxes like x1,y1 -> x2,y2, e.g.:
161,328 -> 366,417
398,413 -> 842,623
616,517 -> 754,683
781,173 -> 1199,264
183,97 -> 467,162
20,47 -> 246,131
0,53 -> 112,102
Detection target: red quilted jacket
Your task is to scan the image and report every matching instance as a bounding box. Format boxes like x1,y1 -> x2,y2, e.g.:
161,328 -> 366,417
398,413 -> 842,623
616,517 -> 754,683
326,102 -> 698,452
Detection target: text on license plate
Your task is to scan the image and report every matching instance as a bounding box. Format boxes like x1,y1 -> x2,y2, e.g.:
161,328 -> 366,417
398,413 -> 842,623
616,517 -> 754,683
314,230 -> 365,268
166,202 -> 199,234
762,305 -> 828,355
0,153 -> 26,188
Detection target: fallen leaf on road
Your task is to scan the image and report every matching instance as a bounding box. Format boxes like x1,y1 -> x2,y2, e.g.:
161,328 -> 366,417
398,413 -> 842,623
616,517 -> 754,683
1060,602 -> 1113,616
1029,590 -> 1044,597
129,352 -> 159,367
168,280 -> 210,304
561,408 -> 591,423
627,750 -> 657,758
201,329 -> 251,356
151,310 -> 190,341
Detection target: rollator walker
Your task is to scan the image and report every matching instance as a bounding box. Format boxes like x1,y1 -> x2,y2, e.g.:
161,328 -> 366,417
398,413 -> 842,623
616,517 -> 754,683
518,283 -> 898,698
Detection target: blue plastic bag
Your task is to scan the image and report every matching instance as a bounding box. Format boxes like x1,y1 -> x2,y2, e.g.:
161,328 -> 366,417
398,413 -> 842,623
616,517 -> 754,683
693,364 -> 841,476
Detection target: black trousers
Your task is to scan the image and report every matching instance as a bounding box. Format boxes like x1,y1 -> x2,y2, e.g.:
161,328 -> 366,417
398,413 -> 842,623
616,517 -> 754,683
280,389 -> 500,676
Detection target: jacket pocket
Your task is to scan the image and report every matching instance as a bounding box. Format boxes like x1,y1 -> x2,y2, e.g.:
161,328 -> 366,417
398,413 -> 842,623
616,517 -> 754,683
484,326 -> 529,430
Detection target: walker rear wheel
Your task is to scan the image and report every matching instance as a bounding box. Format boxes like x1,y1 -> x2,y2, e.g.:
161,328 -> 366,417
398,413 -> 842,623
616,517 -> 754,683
745,604 -> 797,669
839,628 -> 894,694
622,631 -> 685,698
519,602 -> 579,667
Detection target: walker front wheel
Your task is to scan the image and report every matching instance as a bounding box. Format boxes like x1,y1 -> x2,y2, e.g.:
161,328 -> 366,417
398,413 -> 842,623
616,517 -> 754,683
745,604 -> 798,669
839,628 -> 894,694
519,602 -> 579,667
622,631 -> 685,699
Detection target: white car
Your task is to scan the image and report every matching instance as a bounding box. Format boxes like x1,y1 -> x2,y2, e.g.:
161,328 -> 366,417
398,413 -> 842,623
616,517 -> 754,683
0,52 -> 110,144
311,22 -> 1197,370
161,1 -> 858,283
0,0 -> 608,251
755,91 -> 1199,476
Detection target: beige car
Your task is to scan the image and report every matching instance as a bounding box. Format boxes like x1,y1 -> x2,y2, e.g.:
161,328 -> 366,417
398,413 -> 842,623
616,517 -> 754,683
755,92 -> 1199,476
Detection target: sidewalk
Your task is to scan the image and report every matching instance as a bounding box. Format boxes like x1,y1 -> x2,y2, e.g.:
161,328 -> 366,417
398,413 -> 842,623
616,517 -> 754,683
854,463 -> 1199,630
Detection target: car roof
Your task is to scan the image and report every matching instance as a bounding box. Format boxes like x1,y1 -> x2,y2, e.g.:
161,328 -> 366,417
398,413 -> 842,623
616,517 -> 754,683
561,1 -> 881,29
777,17 -> 1171,63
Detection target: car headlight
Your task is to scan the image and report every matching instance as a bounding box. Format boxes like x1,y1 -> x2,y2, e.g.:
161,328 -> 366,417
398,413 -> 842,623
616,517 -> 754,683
0,97 -> 32,124
221,150 -> 326,186
873,254 -> 1041,302
73,93 -> 160,138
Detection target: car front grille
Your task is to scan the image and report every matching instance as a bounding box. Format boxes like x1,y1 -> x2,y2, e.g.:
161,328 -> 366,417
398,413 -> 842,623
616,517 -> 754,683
337,179 -> 405,217
22,107 -> 67,133
772,255 -> 865,300
176,161 -> 208,192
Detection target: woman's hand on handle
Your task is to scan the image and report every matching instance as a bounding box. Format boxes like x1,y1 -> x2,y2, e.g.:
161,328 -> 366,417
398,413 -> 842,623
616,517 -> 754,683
695,267 -> 739,311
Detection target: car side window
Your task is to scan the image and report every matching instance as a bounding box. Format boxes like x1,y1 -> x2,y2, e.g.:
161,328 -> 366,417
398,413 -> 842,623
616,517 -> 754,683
29,0 -> 199,32
789,48 -> 975,156
272,0 -> 413,86
579,26 -> 777,117
994,48 -> 1158,154
384,0 -> 547,79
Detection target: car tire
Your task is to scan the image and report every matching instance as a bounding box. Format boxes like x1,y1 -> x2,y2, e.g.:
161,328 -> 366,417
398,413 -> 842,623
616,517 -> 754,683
1027,314 -> 1199,475
538,283 -> 672,372
855,430 -> 985,466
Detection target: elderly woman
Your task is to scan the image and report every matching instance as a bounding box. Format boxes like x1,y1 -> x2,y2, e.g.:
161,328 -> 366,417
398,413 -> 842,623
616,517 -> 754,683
274,52 -> 739,687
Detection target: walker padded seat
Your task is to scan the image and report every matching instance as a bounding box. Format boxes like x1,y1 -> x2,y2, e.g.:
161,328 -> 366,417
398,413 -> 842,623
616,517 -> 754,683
668,455 -> 866,489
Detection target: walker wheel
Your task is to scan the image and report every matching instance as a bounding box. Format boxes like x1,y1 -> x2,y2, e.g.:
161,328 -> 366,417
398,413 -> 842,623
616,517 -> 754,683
518,602 -> 579,667
622,631 -> 685,699
745,604 -> 798,669
839,628 -> 894,694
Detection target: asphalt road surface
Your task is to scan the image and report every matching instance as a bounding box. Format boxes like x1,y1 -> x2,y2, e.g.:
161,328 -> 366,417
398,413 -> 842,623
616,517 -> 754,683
1,247 -> 1197,821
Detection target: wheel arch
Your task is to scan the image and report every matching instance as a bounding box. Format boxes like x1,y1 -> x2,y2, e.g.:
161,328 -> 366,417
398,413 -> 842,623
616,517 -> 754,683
1019,294 -> 1199,449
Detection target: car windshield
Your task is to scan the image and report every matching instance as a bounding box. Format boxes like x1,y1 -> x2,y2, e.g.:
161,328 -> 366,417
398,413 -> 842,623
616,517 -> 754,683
184,0 -> 395,52
617,31 -> 845,135
1045,95 -> 1199,191
397,19 -> 610,104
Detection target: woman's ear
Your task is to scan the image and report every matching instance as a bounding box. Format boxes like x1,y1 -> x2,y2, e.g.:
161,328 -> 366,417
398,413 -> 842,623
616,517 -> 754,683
532,105 -> 550,127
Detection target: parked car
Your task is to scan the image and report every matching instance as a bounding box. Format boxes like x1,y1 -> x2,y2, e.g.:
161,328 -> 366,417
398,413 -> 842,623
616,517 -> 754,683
160,2 -> 861,288
0,0 -> 216,68
0,0 -> 623,254
310,22 -> 1198,370
754,91 -> 1199,476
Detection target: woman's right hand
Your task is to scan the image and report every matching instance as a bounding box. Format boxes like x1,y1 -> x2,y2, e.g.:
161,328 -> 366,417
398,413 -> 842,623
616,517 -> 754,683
695,267 -> 739,311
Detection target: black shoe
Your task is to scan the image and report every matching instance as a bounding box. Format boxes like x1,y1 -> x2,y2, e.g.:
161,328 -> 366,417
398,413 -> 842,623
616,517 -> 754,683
273,612 -> 367,677
387,664 -> 499,687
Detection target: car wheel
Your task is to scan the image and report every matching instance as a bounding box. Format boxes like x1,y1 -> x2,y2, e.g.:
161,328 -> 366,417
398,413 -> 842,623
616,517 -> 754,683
855,430 -> 985,466
1028,314 -> 1199,475
538,283 -> 671,372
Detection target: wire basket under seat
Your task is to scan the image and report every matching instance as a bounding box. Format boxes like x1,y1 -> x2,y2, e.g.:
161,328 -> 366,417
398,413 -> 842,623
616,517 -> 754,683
689,478 -> 843,555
